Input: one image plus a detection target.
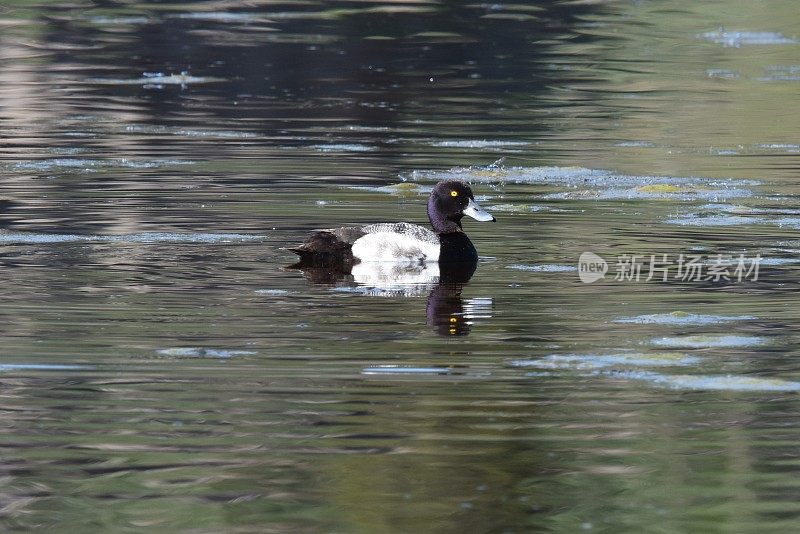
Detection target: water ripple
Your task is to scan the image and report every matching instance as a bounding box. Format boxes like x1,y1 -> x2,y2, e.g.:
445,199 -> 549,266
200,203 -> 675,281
507,264 -> 577,272
603,370 -> 800,392
698,30 -> 797,47
10,158 -> 194,172
512,352 -> 700,370
615,312 -> 756,326
0,364 -> 89,371
408,166 -> 758,201
0,232 -> 265,244
651,335 -> 766,349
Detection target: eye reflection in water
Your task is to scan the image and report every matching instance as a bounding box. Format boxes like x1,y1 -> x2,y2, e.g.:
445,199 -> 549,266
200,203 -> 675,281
426,283 -> 472,336
289,258 -> 489,336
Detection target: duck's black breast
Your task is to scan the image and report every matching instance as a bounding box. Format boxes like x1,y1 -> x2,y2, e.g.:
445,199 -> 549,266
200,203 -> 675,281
438,232 -> 478,264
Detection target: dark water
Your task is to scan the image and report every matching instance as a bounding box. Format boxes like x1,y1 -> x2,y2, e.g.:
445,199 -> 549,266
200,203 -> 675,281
2,0 -> 800,531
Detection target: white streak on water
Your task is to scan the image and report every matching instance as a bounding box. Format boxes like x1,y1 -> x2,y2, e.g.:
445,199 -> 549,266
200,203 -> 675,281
698,30 -> 797,47
168,12 -> 272,23
507,264 -> 577,272
255,289 -> 291,296
0,364 -> 88,371
666,215 -> 765,226
431,140 -> 528,148
603,370 -> 800,392
156,348 -> 257,358
11,158 -> 195,171
86,73 -> 225,86
651,335 -> 766,349
512,352 -> 700,370
362,366 -> 452,375
614,313 -> 756,326
0,232 -> 265,244
312,143 -> 376,152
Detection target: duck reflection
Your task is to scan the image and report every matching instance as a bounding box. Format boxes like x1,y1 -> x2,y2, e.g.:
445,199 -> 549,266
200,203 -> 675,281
426,282 -> 472,336
0,199 -> 17,230
289,259 -> 488,336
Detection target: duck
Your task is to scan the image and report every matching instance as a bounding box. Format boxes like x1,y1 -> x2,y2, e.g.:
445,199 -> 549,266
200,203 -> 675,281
288,180 -> 495,269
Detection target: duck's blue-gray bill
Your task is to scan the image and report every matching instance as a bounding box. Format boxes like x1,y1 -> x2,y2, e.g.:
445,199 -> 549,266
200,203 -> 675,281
464,198 -> 496,222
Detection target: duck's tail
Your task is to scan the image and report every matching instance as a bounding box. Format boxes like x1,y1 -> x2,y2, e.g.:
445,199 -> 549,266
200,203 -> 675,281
286,231 -> 355,268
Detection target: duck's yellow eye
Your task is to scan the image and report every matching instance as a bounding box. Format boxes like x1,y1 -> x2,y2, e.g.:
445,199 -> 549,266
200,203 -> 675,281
450,190 -> 458,197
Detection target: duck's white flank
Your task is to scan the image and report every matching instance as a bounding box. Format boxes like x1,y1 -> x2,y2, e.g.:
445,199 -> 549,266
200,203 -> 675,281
351,223 -> 440,263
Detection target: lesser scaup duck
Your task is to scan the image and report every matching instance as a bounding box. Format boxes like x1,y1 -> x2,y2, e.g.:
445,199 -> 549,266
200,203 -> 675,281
289,180 -> 495,268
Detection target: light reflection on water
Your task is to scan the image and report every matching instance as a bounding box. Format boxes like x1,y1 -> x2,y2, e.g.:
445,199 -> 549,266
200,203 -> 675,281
2,0 -> 800,531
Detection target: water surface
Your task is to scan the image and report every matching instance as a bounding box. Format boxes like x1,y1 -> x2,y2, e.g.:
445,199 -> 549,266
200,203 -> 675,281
2,0 -> 800,532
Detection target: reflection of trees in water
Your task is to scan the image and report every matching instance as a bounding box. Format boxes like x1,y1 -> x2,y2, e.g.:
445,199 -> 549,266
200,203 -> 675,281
4,1 -> 602,131
0,2 -> 601,233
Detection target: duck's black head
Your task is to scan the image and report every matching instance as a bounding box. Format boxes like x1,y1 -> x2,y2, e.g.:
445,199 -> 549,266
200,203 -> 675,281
427,181 -> 495,234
